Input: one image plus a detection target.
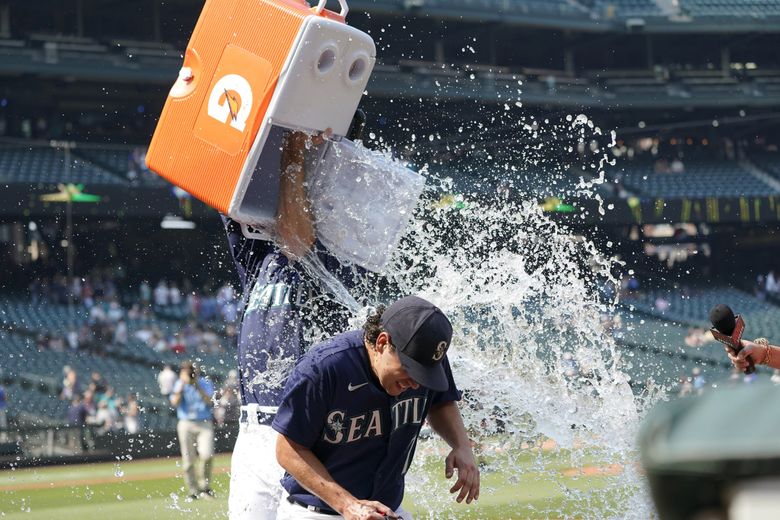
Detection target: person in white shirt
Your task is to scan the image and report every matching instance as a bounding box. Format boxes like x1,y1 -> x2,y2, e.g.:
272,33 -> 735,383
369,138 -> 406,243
158,364 -> 177,397
154,280 -> 169,306
170,283 -> 183,306
767,270 -> 779,293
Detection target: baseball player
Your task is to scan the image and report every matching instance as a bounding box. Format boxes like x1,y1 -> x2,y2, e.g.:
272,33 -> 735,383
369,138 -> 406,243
226,126 -> 365,519
273,296 -> 480,520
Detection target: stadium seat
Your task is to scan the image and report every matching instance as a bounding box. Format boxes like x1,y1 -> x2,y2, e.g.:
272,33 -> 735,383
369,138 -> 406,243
0,145 -> 124,185
619,159 -> 779,199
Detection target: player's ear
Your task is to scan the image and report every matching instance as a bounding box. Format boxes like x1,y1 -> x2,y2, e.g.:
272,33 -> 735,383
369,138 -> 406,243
375,331 -> 391,353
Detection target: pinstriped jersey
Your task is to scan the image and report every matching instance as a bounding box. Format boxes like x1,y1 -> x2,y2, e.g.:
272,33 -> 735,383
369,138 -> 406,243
222,216 -> 363,407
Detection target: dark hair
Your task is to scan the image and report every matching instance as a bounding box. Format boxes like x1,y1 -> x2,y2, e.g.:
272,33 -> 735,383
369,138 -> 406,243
362,305 -> 387,346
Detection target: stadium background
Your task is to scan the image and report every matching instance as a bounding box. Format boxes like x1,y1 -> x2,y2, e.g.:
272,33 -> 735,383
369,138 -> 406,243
2,0 -> 780,517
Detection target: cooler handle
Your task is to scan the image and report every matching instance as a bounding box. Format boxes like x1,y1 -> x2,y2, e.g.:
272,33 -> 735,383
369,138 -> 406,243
313,0 -> 349,18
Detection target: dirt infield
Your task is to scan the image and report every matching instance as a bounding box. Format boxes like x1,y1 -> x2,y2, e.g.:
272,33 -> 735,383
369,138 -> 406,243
561,464 -> 623,477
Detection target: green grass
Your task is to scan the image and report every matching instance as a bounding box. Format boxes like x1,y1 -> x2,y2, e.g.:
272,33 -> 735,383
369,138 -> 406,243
0,449 -> 636,519
0,454 -> 233,519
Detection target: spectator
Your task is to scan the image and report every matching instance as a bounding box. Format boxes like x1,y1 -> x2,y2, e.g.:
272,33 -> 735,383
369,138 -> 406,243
170,360 -> 215,500
82,390 -> 97,419
756,273 -> 767,299
66,327 -> 79,351
224,369 -> 239,393
158,364 -> 177,398
114,319 -> 128,345
123,394 -> 141,434
67,396 -> 87,425
90,371 -> 108,396
670,158 -> 685,173
139,280 -> 151,304
678,374 -> 693,396
79,324 -> 95,354
93,400 -> 118,435
153,333 -> 168,353
100,386 -> 118,411
692,367 -> 706,395
654,296 -> 670,313
169,283 -> 182,306
221,298 -> 238,324
154,280 -> 169,307
66,395 -> 88,451
215,386 -> 240,427
767,270 -> 780,294
61,367 -> 80,401
170,333 -> 186,354
89,303 -> 107,325
107,300 -> 124,322
127,303 -> 142,320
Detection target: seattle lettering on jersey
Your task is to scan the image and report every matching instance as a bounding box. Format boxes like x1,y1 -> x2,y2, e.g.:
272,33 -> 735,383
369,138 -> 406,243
323,396 -> 428,444
245,281 -> 303,314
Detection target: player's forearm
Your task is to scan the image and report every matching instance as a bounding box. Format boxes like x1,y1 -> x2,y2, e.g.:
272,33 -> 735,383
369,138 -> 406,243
276,132 -> 315,258
427,401 -> 471,450
276,433 -> 355,513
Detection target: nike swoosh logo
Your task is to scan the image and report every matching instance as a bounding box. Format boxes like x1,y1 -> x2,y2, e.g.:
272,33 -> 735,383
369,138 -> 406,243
348,382 -> 368,392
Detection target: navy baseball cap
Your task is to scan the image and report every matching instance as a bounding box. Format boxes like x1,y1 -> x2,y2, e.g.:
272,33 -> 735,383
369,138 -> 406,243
381,296 -> 453,392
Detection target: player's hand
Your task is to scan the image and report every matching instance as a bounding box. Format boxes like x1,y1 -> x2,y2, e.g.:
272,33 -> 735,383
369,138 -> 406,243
340,498 -> 397,520
444,445 -> 480,504
310,127 -> 332,147
726,340 -> 764,370
286,128 -> 332,151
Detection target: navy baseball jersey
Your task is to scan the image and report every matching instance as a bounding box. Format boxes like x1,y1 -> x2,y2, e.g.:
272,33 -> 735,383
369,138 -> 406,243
222,216 -> 364,408
272,330 -> 461,512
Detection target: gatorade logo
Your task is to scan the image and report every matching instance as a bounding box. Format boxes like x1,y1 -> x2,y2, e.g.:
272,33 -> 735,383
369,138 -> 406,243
195,45 -> 273,155
207,74 -> 253,132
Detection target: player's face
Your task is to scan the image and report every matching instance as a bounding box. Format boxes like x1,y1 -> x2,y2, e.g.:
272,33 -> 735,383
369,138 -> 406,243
373,333 -> 421,396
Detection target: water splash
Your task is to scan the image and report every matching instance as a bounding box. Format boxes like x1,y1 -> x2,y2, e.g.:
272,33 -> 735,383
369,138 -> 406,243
256,104 -> 657,517
321,108 -> 654,517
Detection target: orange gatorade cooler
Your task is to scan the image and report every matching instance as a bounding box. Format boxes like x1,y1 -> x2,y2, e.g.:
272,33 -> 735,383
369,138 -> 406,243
146,0 -> 375,231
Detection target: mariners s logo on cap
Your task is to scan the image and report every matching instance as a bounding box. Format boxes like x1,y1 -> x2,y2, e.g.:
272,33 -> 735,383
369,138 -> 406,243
432,341 -> 447,362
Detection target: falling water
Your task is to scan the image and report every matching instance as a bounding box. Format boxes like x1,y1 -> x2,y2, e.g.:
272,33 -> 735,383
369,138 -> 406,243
385,192 -> 651,519
296,108 -> 659,518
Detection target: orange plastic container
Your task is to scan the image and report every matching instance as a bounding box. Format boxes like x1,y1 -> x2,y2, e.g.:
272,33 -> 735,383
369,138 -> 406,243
146,0 -> 374,229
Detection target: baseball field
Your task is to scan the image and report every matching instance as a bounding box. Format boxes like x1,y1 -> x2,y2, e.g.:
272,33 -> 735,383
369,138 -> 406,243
0,445 -> 631,519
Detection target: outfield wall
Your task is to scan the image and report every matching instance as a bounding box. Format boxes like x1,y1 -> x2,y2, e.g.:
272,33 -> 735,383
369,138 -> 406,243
0,425 -> 237,469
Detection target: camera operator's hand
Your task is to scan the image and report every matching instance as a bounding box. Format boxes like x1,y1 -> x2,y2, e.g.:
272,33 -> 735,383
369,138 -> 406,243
725,339 -> 765,371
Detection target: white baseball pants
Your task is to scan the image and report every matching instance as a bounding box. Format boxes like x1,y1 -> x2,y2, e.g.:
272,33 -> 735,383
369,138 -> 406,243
228,406 -> 285,520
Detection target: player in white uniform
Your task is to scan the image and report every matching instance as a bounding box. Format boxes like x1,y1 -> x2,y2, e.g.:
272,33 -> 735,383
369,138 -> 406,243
227,125 -> 365,519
